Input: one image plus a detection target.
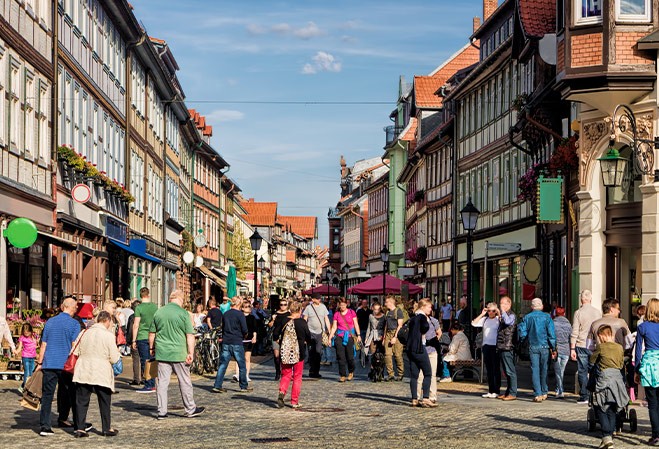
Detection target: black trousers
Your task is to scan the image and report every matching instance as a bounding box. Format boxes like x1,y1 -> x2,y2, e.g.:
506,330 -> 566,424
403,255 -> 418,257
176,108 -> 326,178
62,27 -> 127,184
308,333 -> 323,376
408,350 -> 432,400
75,383 -> 112,433
335,338 -> 355,377
482,345 -> 501,395
40,369 -> 76,431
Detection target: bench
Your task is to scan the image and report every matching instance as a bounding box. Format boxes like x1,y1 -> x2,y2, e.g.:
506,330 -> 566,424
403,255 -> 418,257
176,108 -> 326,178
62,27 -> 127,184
449,360 -> 483,383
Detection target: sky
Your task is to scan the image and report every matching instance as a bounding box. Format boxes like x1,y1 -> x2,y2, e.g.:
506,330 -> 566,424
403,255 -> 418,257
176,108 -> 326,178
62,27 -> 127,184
133,0 -> 485,246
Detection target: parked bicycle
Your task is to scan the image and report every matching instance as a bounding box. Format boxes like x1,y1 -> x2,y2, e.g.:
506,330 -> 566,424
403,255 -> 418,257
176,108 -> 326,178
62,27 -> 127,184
191,328 -> 221,376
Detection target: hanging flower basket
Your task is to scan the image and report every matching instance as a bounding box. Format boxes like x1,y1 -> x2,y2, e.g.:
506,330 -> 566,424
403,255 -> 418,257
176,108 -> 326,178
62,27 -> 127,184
518,163 -> 547,205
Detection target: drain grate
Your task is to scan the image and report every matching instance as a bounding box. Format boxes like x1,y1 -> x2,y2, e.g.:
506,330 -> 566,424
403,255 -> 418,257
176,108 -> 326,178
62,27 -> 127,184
293,407 -> 345,413
250,437 -> 293,443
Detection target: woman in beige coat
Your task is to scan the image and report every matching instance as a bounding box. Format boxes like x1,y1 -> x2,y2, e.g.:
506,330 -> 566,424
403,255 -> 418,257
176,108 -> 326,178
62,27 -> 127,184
443,323 -> 473,362
72,311 -> 121,437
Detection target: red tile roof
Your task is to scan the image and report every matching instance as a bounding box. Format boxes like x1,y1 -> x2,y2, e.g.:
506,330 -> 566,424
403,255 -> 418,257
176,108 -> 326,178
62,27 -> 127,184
286,250 -> 296,263
400,118 -> 418,142
278,216 -> 317,239
519,0 -> 556,39
414,76 -> 444,108
188,108 -> 213,137
240,199 -> 278,226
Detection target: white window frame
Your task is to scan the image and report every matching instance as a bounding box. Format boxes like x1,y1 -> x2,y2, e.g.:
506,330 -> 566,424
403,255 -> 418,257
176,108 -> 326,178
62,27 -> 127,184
574,0 -> 603,25
616,0 -> 651,22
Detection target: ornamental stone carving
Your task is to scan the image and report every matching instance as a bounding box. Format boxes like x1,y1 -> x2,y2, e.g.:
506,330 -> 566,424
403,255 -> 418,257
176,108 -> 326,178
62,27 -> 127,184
579,120 -> 607,187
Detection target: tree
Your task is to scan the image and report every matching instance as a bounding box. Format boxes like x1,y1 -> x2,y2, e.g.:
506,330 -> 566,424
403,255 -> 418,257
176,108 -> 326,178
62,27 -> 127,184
233,228 -> 253,281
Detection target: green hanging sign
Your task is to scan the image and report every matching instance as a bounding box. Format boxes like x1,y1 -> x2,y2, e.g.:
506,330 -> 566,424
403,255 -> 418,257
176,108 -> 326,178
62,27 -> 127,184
536,176 -> 564,224
4,217 -> 38,248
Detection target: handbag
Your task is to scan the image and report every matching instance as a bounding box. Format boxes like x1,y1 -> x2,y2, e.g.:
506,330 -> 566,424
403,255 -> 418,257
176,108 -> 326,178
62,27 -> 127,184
116,326 -> 126,346
112,358 -> 123,376
144,359 -> 158,380
310,304 -> 331,347
63,330 -> 87,374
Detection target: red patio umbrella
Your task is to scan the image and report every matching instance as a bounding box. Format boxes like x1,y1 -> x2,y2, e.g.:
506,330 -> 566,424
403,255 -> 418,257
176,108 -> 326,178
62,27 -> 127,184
347,274 -> 423,295
302,284 -> 341,296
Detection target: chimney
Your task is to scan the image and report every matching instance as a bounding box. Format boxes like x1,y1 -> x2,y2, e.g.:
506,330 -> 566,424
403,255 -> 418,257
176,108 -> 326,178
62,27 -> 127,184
473,16 -> 481,33
483,0 -> 498,21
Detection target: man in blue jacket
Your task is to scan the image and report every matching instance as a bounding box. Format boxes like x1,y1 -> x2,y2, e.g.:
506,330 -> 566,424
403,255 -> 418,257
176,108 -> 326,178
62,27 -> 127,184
518,297 -> 557,402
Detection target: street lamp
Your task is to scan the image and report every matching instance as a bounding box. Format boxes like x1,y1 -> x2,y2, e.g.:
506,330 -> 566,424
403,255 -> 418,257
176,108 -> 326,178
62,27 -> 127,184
249,230 -> 263,299
598,147 -> 628,188
342,263 -> 350,296
380,246 -> 390,299
460,197 -> 480,333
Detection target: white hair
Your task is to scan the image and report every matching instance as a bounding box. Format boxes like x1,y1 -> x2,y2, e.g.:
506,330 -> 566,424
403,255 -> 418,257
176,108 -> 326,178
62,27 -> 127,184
580,290 -> 592,304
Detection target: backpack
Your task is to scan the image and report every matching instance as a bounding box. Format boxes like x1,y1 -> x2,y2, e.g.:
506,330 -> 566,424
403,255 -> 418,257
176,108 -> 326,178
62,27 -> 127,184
279,320 -> 300,365
396,320 -> 410,345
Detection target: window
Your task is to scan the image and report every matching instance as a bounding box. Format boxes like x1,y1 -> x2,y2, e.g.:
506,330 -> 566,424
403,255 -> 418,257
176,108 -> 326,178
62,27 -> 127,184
616,0 -> 650,21
575,0 -> 602,24
0,46 -> 6,146
9,57 -> 21,150
37,80 -> 48,161
130,151 -> 144,211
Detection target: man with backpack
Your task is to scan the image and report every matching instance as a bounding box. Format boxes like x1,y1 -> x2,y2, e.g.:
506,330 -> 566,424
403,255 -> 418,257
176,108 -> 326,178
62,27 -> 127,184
383,296 -> 406,382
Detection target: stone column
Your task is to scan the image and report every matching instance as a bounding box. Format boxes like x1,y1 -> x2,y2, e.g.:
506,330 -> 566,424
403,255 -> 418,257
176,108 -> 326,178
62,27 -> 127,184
640,183 -> 659,305
576,190 -> 606,310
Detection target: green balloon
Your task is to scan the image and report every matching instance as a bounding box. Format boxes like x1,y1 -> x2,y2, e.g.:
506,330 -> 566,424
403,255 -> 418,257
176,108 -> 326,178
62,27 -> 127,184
5,217 -> 38,248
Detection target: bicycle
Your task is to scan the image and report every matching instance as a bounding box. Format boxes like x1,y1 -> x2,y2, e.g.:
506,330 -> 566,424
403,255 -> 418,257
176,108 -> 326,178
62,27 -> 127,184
191,329 -> 221,376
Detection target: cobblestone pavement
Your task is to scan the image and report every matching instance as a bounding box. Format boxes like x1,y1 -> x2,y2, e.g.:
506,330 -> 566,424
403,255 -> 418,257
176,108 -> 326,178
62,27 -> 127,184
0,355 -> 655,449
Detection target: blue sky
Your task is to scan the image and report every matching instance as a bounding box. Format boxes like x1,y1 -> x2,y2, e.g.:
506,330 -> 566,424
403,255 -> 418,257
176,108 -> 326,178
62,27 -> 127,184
133,0 -> 485,246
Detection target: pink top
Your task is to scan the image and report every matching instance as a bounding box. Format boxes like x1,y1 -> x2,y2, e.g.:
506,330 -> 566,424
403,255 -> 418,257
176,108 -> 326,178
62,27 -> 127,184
335,309 -> 357,331
19,335 -> 37,358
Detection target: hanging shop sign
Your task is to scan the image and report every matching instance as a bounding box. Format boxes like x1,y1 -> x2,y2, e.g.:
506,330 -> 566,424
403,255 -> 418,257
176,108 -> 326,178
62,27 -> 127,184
4,217 -> 38,248
536,176 -> 564,224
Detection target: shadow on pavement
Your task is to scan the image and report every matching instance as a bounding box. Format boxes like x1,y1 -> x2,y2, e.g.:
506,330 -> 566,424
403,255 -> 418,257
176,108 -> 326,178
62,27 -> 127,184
501,428 -> 594,448
345,391 -> 409,406
112,399 -> 158,418
230,394 -> 279,409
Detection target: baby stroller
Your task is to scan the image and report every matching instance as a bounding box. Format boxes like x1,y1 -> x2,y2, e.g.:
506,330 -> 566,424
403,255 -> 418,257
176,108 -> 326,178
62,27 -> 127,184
586,355 -> 638,433
367,341 -> 386,383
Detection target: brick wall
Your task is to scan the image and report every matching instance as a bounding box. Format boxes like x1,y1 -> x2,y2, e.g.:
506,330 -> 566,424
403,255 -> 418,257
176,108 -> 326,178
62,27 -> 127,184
557,40 -> 565,73
615,31 -> 653,65
571,33 -> 603,67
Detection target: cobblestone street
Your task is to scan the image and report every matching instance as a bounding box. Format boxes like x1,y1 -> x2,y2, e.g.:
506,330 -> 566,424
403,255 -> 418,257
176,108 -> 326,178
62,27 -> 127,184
0,356 -> 654,449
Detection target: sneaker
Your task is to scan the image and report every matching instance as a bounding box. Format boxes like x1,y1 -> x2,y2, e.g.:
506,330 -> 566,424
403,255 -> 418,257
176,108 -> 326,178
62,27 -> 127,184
482,393 -> 497,398
40,428 -> 55,437
291,404 -> 302,409
157,414 -> 168,420
277,392 -> 285,409
186,407 -> 205,418
648,437 -> 659,446
211,387 -> 227,393
247,377 -> 252,382
231,375 -> 239,383
556,392 -> 565,399
439,377 -> 452,383
84,423 -> 93,432
599,436 -> 613,448
237,387 -> 254,393
18,386 -> 24,394
577,400 -> 589,405
136,387 -> 156,394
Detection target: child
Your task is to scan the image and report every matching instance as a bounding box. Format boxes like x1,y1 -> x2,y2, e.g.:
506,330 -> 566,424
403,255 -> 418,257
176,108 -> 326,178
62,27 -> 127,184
590,324 -> 629,449
14,323 -> 38,393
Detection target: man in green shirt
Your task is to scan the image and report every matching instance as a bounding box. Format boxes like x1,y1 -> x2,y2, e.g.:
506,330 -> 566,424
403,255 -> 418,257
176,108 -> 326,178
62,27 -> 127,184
132,287 -> 158,392
149,290 -> 204,420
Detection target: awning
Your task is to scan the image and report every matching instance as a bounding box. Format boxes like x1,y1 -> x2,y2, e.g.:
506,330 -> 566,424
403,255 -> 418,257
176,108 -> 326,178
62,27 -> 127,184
162,260 -> 180,271
211,266 -> 228,278
196,265 -> 226,288
38,231 -> 77,249
108,238 -> 162,264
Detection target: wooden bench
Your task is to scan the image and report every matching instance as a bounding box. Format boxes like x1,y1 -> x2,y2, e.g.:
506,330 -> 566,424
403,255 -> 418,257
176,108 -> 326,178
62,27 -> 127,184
449,360 -> 483,383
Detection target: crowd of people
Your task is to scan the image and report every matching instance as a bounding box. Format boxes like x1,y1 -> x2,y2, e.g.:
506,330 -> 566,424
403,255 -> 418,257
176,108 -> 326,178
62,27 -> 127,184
5,287 -> 659,448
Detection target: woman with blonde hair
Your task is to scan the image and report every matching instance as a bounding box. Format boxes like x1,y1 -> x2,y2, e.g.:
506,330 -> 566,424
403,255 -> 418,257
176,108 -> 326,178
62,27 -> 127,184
406,298 -> 437,408
635,298 -> 659,445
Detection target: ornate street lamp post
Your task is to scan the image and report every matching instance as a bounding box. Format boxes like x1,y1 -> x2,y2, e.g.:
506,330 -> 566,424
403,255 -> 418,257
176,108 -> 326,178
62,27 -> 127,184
342,263 -> 350,296
380,246 -> 390,299
460,198 -> 480,331
249,230 -> 263,299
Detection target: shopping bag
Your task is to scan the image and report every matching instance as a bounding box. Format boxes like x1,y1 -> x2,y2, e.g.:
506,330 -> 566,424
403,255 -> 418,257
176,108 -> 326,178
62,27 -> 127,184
144,359 -> 158,380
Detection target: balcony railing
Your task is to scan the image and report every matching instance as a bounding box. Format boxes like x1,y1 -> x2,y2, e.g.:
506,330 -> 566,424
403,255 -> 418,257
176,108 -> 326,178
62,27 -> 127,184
384,125 -> 405,147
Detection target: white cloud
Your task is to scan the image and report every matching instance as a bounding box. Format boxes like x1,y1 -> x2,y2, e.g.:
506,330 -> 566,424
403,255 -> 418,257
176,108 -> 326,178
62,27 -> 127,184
271,23 -> 292,34
293,22 -> 323,39
246,23 -> 267,35
301,51 -> 342,75
205,109 -> 245,122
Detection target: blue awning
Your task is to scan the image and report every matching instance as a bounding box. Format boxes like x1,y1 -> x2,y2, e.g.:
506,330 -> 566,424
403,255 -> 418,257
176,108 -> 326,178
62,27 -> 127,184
108,238 -> 162,264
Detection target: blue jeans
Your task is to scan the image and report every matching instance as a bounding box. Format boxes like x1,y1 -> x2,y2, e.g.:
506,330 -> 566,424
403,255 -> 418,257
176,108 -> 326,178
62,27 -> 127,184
575,347 -> 592,401
553,354 -> 569,394
137,339 -> 155,389
500,350 -> 518,397
22,357 -> 35,387
214,344 -> 247,390
529,346 -> 549,397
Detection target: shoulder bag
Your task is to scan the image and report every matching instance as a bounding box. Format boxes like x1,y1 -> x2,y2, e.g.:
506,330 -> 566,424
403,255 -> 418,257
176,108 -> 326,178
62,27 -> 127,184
311,305 -> 331,347
63,329 -> 87,374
